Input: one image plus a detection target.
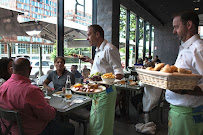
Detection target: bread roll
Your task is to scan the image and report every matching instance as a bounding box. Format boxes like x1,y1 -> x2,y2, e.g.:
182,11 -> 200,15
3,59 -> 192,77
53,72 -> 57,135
146,67 -> 154,70
178,68 -> 192,74
170,65 -> 178,72
160,64 -> 172,73
154,63 -> 165,71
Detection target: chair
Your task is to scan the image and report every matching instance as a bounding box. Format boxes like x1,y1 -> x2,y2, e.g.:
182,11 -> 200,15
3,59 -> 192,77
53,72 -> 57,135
0,107 -> 24,135
68,108 -> 90,135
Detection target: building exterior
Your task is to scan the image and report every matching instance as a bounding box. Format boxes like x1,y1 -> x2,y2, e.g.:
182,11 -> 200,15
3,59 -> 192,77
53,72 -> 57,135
0,0 -> 57,60
0,0 -> 92,60
65,9 -> 92,26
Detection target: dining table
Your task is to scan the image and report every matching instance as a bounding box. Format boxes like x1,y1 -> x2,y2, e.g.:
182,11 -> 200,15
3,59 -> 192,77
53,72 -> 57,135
115,84 -> 143,120
48,93 -> 92,115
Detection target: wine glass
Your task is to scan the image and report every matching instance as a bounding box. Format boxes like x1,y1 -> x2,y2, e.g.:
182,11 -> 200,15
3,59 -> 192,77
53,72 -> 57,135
64,88 -> 72,102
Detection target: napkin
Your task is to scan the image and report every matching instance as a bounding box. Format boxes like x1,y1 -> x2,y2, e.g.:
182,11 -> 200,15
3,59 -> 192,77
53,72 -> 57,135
135,122 -> 156,134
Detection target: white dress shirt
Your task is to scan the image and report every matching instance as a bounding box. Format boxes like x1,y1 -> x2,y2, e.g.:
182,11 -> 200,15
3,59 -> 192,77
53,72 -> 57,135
90,40 -> 123,75
166,34 -> 203,107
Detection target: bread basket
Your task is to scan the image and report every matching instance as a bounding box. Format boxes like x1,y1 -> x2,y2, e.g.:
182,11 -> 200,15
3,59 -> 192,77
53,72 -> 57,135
136,69 -> 202,90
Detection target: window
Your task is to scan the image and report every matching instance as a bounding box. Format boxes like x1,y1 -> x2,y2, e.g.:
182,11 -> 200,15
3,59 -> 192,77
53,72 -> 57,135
119,7 -> 126,68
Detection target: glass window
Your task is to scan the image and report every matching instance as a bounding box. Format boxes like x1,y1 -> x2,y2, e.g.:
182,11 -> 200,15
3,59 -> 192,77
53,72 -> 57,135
145,23 -> 150,58
129,12 -> 136,67
25,0 -> 29,4
138,18 -> 144,59
119,6 -> 126,68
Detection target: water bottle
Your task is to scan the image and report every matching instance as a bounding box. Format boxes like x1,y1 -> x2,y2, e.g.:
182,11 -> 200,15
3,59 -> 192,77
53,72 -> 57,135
65,75 -> 71,89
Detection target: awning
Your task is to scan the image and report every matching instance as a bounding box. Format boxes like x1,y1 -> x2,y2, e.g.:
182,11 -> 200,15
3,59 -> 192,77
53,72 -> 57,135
20,17 -> 89,48
0,5 -> 28,36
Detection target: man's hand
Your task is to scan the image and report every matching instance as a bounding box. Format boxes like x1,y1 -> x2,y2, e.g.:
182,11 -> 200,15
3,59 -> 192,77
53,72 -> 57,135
79,56 -> 94,64
170,86 -> 203,96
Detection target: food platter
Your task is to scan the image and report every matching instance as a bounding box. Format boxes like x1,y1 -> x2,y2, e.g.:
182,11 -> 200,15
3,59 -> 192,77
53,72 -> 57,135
70,84 -> 106,94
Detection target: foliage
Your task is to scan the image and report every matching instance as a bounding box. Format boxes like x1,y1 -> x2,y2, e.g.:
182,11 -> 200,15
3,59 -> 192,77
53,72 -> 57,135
119,7 -> 150,42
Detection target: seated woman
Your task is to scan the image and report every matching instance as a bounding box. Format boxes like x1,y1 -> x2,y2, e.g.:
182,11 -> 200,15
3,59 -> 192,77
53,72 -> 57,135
43,56 -> 75,91
0,57 -> 13,86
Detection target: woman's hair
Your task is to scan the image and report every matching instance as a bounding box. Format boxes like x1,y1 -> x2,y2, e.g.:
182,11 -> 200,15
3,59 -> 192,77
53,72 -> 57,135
54,56 -> 65,64
0,57 -> 13,80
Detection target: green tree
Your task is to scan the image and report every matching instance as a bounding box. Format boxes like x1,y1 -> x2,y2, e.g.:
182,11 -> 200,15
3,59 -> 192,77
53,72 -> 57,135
119,7 -> 150,42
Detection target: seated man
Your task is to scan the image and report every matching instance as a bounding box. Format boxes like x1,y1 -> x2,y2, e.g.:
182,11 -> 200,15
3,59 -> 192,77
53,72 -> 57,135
0,57 -> 74,135
71,65 -> 82,78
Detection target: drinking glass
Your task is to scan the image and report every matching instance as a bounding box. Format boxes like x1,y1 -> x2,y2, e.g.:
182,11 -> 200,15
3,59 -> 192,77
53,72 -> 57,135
44,88 -> 51,99
64,89 -> 72,102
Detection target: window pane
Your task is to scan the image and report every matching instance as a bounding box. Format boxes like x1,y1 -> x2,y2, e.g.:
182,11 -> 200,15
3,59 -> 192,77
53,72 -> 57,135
119,6 -> 127,68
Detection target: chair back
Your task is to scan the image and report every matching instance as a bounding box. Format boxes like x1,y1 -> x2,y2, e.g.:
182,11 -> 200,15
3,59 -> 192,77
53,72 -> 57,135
0,107 -> 24,135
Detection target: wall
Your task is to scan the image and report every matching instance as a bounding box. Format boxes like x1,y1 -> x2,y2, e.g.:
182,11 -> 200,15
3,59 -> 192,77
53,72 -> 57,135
154,22 -> 180,65
97,0 -> 120,48
96,0 -> 181,65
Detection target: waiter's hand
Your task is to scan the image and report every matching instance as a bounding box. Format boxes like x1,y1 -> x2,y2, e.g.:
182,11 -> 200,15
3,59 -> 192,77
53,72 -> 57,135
170,86 -> 203,96
116,74 -> 124,80
79,56 -> 94,64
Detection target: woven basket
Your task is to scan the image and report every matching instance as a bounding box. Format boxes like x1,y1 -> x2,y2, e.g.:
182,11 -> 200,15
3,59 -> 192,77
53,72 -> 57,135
136,69 -> 202,90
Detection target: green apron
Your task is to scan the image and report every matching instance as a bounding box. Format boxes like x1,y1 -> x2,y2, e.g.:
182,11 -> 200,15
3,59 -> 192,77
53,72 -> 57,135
89,85 -> 117,135
168,104 -> 203,135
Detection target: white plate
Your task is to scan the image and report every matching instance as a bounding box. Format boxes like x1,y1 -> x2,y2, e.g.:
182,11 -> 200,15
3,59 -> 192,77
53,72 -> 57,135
96,79 -> 121,85
70,85 -> 106,94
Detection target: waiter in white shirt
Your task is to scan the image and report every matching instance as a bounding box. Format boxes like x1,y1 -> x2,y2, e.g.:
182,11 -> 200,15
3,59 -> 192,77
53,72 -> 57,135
166,10 -> 203,135
81,24 -> 123,135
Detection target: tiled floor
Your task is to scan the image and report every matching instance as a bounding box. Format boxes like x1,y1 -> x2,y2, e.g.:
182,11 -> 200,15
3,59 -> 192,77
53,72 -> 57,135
72,100 -> 169,135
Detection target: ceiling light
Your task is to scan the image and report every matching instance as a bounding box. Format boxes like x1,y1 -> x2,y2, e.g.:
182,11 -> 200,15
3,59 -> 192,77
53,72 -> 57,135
193,0 -> 200,2
194,7 -> 199,11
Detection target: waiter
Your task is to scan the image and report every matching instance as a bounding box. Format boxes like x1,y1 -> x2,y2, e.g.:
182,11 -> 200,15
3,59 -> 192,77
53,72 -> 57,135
81,24 -> 123,135
166,10 -> 203,135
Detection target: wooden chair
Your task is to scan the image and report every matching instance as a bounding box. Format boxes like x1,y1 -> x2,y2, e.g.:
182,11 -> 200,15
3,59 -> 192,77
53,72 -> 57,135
0,107 -> 24,135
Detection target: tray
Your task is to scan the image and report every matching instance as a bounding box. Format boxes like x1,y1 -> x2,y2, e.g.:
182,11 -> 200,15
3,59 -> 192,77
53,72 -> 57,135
70,85 -> 106,94
136,69 -> 202,90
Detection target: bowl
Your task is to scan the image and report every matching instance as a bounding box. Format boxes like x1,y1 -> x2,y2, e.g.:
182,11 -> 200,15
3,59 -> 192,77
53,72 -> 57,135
101,77 -> 115,83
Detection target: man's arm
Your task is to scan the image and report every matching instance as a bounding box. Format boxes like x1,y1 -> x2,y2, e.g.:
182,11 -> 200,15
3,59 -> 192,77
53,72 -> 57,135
107,47 -> 124,78
170,86 -> 203,96
79,56 -> 94,64
26,88 -> 56,121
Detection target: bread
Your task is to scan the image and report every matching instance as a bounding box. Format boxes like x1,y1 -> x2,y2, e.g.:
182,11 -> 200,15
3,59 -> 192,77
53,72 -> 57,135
146,67 -> 154,70
154,63 -> 165,71
160,64 -> 172,73
170,65 -> 178,72
178,68 -> 192,74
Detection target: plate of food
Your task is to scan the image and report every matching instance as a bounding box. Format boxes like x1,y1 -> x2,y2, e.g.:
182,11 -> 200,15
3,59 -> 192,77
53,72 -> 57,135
89,72 -> 103,81
71,83 -> 106,94
68,53 -> 85,59
96,72 -> 121,85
